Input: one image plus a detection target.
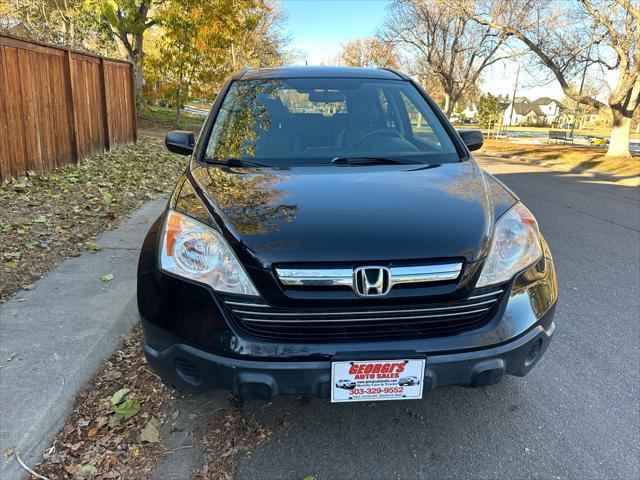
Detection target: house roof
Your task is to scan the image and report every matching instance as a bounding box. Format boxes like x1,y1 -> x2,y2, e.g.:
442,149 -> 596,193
532,97 -> 566,109
511,103 -> 543,116
514,96 -> 530,103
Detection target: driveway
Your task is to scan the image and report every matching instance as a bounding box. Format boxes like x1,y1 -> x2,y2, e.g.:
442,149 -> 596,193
231,155 -> 640,479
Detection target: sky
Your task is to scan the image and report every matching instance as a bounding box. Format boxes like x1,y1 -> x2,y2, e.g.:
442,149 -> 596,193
281,0 -> 566,101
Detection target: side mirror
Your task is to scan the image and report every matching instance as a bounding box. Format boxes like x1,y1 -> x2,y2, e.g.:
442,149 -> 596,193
165,131 -> 195,156
458,129 -> 483,152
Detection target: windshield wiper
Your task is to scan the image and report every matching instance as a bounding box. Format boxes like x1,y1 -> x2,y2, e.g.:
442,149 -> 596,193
204,157 -> 270,168
331,156 -> 417,165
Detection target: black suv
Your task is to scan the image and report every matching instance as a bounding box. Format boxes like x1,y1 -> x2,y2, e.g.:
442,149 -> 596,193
137,67 -> 557,401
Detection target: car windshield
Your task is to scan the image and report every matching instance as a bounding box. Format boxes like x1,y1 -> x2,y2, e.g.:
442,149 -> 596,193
204,77 -> 460,166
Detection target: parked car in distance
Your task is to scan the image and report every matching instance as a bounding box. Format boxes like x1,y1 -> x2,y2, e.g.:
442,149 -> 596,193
138,66 -> 558,401
335,379 -> 357,390
398,376 -> 420,386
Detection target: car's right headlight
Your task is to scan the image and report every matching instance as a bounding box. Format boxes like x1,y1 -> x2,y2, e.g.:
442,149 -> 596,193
476,203 -> 543,287
160,209 -> 259,296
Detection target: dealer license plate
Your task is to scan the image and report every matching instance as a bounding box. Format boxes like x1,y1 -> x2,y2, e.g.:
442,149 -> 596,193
331,359 -> 426,403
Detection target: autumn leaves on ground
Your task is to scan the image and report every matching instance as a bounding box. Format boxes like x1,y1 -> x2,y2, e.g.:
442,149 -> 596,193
0,136 -> 184,302
32,327 -> 272,480
0,131 -> 275,479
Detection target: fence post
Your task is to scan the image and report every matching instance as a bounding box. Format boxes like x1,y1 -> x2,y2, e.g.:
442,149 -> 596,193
63,50 -> 80,163
128,63 -> 137,143
99,58 -> 112,150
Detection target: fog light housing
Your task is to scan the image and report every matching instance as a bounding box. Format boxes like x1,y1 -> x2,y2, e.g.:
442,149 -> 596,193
525,339 -> 543,367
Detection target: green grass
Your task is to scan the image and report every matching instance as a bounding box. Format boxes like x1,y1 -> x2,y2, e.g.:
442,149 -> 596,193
137,106 -> 205,129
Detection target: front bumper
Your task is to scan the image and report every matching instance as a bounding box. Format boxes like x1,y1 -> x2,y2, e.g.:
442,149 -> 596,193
142,312 -> 555,399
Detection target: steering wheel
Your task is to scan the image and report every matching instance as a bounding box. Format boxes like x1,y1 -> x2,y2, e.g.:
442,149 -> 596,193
353,129 -> 404,149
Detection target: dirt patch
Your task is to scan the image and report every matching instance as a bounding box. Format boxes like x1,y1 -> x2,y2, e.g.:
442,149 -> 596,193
19,327 -> 172,479
193,402 -> 272,480
0,136 -> 187,303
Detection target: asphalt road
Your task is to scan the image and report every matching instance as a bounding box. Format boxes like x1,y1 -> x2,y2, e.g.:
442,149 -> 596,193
233,156 -> 640,480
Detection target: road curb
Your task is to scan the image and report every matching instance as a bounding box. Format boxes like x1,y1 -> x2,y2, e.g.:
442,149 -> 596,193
0,197 -> 167,479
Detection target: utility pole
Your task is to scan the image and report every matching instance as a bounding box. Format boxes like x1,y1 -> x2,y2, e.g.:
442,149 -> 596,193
508,63 -> 521,128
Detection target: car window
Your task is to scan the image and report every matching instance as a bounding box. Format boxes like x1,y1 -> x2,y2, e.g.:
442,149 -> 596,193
205,77 -> 459,166
401,93 -> 443,148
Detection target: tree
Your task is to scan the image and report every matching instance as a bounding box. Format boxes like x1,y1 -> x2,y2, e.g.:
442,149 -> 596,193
476,93 -> 502,128
340,37 -> 401,69
381,0 -> 512,115
93,0 -> 165,98
144,0 -> 288,125
462,0 -> 640,158
453,102 -> 466,121
1,0 -> 117,54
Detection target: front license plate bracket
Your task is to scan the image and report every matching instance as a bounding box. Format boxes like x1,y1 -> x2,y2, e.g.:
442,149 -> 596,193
331,358 -> 426,403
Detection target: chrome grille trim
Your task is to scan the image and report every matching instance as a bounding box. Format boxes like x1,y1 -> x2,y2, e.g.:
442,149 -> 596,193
230,298 -> 497,317
275,262 -> 463,288
241,308 -> 491,324
467,289 -> 504,300
221,284 -> 506,342
224,301 -> 271,308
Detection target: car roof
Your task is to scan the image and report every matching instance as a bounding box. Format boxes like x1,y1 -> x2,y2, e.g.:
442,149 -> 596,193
236,66 -> 408,81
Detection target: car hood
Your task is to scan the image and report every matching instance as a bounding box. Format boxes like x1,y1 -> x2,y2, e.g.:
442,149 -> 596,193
191,161 -> 503,267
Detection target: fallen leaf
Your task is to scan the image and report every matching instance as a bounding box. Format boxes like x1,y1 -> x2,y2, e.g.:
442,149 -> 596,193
108,414 -> 122,429
100,273 -> 114,282
87,416 -> 109,437
139,418 -> 160,443
104,370 -> 122,381
115,399 -> 140,418
23,283 -> 36,291
5,352 -> 17,362
171,410 -> 180,420
131,448 -> 140,457
110,388 -> 130,405
3,446 -> 15,458
80,464 -> 98,474
86,242 -> 102,253
303,476 -> 317,480
64,464 -> 80,474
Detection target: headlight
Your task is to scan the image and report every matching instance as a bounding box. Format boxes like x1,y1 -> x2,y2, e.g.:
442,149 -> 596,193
160,210 -> 259,296
476,203 -> 543,287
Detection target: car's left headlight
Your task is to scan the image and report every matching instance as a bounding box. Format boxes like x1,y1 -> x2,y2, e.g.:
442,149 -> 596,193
476,203 -> 543,287
160,209 -> 259,296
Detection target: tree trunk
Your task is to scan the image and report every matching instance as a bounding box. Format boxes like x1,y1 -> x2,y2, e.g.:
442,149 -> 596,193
443,92 -> 452,116
132,62 -> 144,98
175,86 -> 182,127
606,107 -> 632,158
129,33 -> 145,102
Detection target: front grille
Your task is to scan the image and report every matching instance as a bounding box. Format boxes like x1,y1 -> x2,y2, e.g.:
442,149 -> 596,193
222,285 -> 506,342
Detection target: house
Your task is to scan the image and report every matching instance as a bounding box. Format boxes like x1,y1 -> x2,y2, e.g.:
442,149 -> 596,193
499,96 -> 568,127
531,97 -> 565,125
461,103 -> 478,121
502,102 -> 544,126
0,17 -> 32,37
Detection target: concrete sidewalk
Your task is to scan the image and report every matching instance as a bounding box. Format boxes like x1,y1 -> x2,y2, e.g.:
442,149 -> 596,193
0,197 -> 167,479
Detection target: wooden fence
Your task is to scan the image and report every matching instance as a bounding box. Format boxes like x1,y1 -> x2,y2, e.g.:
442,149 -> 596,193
0,33 -> 137,182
